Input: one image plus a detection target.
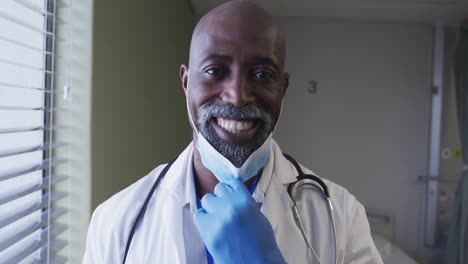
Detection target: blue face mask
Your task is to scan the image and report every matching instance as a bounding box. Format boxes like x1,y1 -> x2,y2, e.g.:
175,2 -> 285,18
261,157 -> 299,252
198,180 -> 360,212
196,132 -> 272,183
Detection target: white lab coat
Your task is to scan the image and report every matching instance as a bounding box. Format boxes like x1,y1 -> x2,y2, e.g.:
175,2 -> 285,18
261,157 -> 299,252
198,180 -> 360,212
83,141 -> 383,264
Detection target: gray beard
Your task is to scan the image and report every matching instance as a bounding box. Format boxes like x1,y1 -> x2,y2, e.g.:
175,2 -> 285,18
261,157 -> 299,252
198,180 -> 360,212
198,103 -> 274,167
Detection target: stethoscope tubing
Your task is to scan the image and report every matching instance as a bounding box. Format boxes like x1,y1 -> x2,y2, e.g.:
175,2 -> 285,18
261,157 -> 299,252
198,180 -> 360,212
283,153 -> 338,264
122,159 -> 175,264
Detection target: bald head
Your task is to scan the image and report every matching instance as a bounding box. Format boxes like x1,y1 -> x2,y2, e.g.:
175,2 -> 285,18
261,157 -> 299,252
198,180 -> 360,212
189,1 -> 286,68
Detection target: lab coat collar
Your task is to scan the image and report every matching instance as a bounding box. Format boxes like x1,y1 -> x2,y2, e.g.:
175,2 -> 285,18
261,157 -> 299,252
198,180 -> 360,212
159,142 -> 198,214
251,140 -> 297,202
271,141 -> 300,185
255,140 -> 298,231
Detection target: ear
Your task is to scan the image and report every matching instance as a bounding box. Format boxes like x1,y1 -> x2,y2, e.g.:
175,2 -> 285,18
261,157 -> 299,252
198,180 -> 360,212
180,64 -> 189,96
282,72 -> 289,96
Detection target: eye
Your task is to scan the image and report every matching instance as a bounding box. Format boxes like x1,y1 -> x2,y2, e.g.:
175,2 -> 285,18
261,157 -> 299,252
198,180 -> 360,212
204,66 -> 226,78
254,69 -> 275,80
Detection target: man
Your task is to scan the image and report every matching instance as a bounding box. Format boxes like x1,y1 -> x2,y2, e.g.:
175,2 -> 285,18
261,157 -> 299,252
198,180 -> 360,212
83,1 -> 383,263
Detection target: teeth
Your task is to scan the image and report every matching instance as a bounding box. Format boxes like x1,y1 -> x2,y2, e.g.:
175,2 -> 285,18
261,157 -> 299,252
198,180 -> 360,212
216,118 -> 254,134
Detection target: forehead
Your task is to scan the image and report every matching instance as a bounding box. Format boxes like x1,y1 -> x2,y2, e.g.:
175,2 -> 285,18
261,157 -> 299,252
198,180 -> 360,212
190,17 -> 283,66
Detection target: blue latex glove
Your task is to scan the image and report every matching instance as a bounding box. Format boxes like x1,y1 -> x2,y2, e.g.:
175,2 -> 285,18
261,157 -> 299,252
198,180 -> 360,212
193,178 -> 286,264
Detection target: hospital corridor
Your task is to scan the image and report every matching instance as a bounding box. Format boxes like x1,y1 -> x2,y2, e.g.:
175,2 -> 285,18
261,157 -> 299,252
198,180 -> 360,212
0,0 -> 468,263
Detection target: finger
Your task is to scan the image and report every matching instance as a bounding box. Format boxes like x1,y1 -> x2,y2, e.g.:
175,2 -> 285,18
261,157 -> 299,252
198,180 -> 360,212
200,193 -> 222,213
193,209 -> 219,246
225,177 -> 249,194
213,182 -> 234,197
193,208 -> 210,231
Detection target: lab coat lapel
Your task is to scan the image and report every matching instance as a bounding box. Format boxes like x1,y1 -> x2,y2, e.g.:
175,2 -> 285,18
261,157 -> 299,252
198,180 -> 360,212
259,141 -> 298,232
158,143 -> 206,264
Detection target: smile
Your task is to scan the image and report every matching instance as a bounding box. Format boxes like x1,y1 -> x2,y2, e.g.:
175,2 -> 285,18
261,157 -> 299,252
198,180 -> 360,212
216,117 -> 255,134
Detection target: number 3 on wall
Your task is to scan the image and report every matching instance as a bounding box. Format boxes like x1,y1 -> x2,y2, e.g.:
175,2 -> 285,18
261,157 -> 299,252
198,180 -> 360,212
307,80 -> 317,94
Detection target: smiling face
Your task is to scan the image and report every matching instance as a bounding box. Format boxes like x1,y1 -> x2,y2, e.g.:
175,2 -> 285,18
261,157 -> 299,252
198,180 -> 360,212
180,1 -> 289,167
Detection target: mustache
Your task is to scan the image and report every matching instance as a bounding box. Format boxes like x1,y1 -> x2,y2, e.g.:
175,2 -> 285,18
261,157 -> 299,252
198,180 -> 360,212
197,103 -> 274,167
198,103 -> 273,126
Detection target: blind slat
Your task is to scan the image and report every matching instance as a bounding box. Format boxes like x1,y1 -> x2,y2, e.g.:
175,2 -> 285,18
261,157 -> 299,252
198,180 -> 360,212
0,106 -> 68,112
0,214 -> 44,252
0,106 -> 46,111
0,125 -> 68,134
1,225 -> 68,264
0,10 -> 53,36
0,35 -> 52,55
13,0 -> 52,17
32,254 -> 68,264
37,240 -> 69,263
0,142 -> 67,158
51,223 -> 67,237
0,191 -> 68,229
0,81 -> 47,91
51,239 -> 68,253
0,158 -> 68,182
0,206 -> 68,263
0,197 -> 47,231
57,0 -> 71,7
0,58 -> 52,73
0,224 -> 44,254
0,126 -> 44,134
50,207 -> 68,220
0,174 -> 67,206
51,255 -> 68,264
1,229 -> 48,264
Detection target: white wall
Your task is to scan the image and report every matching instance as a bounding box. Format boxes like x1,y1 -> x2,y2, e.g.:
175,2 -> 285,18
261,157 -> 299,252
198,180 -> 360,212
275,18 -> 433,262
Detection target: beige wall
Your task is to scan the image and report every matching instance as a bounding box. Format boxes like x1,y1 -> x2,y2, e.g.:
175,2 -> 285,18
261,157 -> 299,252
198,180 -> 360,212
91,0 -> 194,210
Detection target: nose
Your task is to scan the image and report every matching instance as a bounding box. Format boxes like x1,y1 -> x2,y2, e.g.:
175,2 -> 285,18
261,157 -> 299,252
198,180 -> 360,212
220,74 -> 255,107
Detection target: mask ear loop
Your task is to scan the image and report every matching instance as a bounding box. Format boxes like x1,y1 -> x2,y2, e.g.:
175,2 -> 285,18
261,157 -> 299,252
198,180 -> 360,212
271,101 -> 284,135
185,74 -> 200,135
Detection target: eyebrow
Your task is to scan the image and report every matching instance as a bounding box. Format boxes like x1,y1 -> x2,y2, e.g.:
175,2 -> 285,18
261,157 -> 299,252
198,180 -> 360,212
199,54 -> 281,72
249,56 -> 281,72
200,54 -> 233,65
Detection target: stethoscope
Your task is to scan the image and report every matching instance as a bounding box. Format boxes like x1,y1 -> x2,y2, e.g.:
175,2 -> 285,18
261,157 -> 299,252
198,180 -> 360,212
283,153 -> 337,264
122,154 -> 337,264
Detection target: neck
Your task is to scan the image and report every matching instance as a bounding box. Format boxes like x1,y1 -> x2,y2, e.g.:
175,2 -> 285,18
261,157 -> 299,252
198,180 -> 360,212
193,146 -> 259,197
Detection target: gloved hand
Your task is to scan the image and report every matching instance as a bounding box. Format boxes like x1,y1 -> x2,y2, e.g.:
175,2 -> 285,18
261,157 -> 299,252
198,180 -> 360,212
193,178 -> 286,264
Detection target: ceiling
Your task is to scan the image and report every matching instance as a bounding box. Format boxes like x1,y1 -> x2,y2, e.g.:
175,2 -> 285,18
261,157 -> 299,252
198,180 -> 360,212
189,0 -> 468,23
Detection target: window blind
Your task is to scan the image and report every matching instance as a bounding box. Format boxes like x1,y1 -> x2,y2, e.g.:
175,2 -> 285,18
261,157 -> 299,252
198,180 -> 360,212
0,0 -> 71,263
